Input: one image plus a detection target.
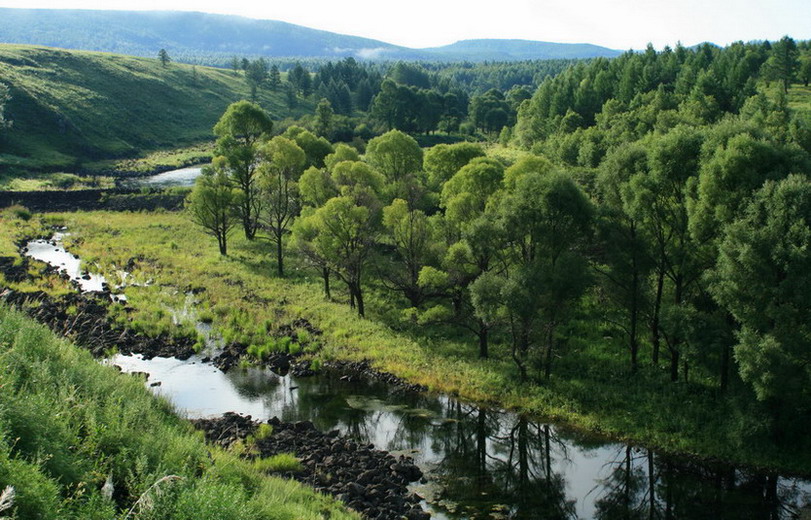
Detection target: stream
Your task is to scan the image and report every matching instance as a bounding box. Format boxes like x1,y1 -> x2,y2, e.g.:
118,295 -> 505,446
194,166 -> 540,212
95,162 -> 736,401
121,165 -> 204,188
23,236 -> 811,519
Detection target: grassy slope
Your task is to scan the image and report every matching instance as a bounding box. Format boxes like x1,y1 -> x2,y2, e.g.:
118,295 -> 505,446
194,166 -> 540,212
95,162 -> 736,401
0,303 -> 357,520
0,44 -> 308,173
35,209 -> 809,476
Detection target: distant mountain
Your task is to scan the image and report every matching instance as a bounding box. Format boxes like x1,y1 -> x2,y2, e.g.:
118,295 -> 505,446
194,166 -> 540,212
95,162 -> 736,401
424,39 -> 622,61
0,8 -> 621,64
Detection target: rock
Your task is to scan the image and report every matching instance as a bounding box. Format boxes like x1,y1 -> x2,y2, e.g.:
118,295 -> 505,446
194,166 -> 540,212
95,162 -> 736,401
191,413 -> 424,520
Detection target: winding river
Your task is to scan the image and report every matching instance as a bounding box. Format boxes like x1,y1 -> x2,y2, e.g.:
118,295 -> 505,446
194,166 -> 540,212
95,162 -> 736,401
24,236 -> 811,519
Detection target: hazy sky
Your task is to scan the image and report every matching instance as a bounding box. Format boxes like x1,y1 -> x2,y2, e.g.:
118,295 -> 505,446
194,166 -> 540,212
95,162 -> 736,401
0,0 -> 809,49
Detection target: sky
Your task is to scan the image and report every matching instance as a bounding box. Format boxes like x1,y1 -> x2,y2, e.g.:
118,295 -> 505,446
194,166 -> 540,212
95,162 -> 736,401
0,0 -> 809,50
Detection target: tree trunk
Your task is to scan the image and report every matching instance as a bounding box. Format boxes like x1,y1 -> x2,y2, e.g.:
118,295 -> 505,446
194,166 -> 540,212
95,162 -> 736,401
276,233 -> 284,277
544,323 -> 555,380
218,235 -> 227,256
322,268 -> 331,300
720,341 -> 730,392
630,257 -> 640,373
652,262 -> 665,365
478,320 -> 489,359
355,284 -> 365,318
670,348 -> 680,382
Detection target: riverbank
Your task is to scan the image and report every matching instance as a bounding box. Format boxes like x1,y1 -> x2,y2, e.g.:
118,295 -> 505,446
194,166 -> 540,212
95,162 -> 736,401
3,208 -> 811,477
0,303 -> 358,520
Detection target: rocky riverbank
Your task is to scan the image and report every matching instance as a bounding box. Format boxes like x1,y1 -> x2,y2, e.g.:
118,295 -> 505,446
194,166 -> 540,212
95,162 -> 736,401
192,412 -> 430,520
0,286 -> 196,360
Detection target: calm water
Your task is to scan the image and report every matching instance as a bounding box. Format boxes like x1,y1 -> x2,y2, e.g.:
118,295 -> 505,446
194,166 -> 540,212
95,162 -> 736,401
24,235 -> 811,519
111,354 -> 811,520
123,165 -> 204,188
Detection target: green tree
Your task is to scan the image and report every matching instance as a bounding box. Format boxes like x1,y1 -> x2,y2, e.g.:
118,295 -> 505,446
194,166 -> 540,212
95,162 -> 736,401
299,166 -> 338,207
324,143 -> 360,171
712,174 -> 811,441
292,196 -> 379,316
440,157 -> 504,231
158,48 -> 170,67
213,101 -> 274,240
314,98 -> 335,138
283,126 -> 334,168
626,127 -> 704,380
245,58 -> 269,102
764,36 -> 799,93
269,65 -> 281,91
423,142 -> 485,190
258,136 -> 306,276
596,143 -> 654,373
381,198 -> 438,307
186,163 -> 238,255
472,171 -> 592,380
288,63 -> 312,96
799,51 -> 811,87
365,130 -> 423,183
230,56 -> 240,76
420,214 -> 501,358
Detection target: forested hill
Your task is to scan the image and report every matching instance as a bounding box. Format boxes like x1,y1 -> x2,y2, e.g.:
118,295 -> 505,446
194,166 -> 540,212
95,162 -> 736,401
424,39 -> 620,61
0,45 -> 309,172
0,8 -> 621,64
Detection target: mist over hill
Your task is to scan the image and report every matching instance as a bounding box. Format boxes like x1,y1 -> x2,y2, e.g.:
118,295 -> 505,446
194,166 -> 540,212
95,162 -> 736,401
0,8 -> 621,64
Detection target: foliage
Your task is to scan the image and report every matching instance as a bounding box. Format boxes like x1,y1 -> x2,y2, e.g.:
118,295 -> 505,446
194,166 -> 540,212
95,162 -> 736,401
186,163 -> 238,255
712,175 -> 811,434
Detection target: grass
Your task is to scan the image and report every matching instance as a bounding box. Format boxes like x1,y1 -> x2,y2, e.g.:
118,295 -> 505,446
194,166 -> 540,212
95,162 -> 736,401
251,454 -> 304,474
18,208 -> 804,476
0,44 -> 313,174
0,303 -> 358,520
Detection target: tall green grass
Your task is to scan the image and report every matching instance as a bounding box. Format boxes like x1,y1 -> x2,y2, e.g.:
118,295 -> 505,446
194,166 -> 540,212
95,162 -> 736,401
0,304 -> 357,520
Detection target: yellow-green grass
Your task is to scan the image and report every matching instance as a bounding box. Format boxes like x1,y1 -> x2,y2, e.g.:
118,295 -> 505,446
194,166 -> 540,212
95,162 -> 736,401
788,83 -> 811,118
0,303 -> 358,520
0,45 -> 311,173
29,209 -> 809,476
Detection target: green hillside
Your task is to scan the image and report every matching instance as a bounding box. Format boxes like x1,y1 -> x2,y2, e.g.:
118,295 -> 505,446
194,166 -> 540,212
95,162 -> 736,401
0,44 -> 310,173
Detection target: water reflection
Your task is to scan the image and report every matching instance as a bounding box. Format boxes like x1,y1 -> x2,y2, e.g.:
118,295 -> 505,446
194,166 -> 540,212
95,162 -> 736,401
112,355 -> 811,519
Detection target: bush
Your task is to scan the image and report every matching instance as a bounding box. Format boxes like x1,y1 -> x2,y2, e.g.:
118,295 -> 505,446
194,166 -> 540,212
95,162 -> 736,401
5,204 -> 32,221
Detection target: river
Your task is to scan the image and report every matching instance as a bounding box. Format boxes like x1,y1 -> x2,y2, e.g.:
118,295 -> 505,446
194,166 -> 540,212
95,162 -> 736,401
23,236 -> 811,519
121,165 -> 204,188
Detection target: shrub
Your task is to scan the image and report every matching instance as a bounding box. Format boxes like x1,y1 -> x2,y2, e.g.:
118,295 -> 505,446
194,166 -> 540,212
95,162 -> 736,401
6,205 -> 32,221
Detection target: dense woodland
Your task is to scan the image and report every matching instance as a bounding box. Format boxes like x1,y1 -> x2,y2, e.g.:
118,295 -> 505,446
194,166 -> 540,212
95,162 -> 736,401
186,36 -> 811,446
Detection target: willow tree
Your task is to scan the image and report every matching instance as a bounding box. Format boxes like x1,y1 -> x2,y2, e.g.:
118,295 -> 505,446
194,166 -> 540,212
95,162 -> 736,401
472,171 -> 592,381
213,101 -> 274,240
258,136 -> 306,276
292,197 -> 379,317
187,163 -> 238,255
